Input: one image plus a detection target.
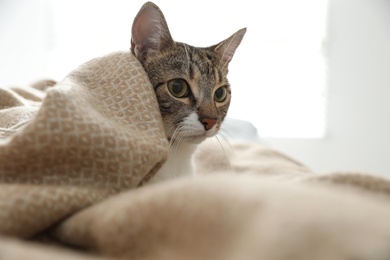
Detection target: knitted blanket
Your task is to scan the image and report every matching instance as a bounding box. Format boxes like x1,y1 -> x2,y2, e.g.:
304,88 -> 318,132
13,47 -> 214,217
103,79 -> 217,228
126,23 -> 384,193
1,51 -> 390,260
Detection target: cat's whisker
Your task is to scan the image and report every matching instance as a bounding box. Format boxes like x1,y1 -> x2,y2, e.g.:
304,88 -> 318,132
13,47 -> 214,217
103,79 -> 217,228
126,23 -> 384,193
168,126 -> 186,175
170,126 -> 186,154
217,131 -> 234,151
219,128 -> 235,141
218,132 -> 236,169
169,126 -> 182,148
214,134 -> 233,173
167,125 -> 178,141
166,127 -> 179,173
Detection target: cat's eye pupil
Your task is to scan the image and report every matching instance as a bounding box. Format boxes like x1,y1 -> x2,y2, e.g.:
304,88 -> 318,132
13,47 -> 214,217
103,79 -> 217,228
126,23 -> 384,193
214,87 -> 227,102
215,88 -> 223,98
167,79 -> 189,98
172,81 -> 184,94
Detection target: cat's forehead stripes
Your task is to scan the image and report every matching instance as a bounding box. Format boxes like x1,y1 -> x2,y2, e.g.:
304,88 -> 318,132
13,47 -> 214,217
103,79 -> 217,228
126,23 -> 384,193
179,44 -> 226,91
173,44 -> 210,101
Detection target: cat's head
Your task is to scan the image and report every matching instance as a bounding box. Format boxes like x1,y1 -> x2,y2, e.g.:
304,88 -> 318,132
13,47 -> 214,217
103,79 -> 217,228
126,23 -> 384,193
131,2 -> 246,144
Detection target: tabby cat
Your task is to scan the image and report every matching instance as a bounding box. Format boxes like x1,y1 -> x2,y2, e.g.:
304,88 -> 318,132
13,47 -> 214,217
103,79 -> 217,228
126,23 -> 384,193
131,2 -> 246,183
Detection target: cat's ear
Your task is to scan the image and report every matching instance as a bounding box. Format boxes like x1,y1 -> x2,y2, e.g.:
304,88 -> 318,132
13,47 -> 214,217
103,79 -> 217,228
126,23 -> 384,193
131,2 -> 174,60
213,28 -> 247,68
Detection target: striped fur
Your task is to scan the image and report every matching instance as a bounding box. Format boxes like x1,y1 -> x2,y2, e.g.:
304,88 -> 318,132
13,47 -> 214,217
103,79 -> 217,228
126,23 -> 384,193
131,2 -> 246,145
131,2 -> 245,183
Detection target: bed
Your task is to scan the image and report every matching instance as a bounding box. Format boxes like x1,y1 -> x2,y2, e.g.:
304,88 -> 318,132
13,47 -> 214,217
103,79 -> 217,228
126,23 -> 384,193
1,51 -> 390,260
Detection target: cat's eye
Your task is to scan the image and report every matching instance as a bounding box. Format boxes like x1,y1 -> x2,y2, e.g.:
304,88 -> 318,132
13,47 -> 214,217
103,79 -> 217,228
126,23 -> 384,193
214,87 -> 227,103
167,79 -> 189,98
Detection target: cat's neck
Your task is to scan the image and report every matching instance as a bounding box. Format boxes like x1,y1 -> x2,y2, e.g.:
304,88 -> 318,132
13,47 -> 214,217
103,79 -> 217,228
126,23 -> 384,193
148,141 -> 198,184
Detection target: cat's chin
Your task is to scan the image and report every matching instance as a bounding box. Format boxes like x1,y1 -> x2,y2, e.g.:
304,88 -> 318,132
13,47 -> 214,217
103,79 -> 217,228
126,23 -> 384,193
182,136 -> 207,145
169,129 -> 219,145
170,135 -> 207,145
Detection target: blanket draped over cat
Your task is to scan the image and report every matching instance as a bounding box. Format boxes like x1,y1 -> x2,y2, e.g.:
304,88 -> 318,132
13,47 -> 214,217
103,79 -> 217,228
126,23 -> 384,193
1,44 -> 390,260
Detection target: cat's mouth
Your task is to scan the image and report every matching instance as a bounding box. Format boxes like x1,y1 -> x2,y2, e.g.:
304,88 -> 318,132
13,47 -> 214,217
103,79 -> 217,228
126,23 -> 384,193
165,116 -> 218,144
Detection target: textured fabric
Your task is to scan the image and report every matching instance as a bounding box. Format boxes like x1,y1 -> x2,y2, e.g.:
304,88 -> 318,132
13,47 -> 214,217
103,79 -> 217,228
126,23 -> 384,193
0,51 -> 168,238
1,52 -> 390,259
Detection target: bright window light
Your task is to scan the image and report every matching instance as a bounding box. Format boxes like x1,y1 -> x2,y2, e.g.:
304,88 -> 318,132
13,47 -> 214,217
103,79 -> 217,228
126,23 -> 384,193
225,1 -> 328,138
0,0 -> 328,139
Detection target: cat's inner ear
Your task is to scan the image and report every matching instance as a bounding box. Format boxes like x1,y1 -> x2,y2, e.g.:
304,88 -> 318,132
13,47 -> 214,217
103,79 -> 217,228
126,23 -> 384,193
213,28 -> 247,68
131,2 -> 174,60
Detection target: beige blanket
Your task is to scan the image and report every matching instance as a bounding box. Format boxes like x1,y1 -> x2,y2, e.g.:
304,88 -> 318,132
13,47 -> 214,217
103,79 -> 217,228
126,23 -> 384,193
1,51 -> 390,260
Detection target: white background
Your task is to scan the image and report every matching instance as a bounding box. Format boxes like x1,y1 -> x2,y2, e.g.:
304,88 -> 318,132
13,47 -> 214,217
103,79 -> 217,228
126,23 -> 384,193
268,0 -> 390,176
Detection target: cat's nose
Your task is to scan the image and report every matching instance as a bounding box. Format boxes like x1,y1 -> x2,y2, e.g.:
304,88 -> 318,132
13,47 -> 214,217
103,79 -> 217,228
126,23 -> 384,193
201,117 -> 217,131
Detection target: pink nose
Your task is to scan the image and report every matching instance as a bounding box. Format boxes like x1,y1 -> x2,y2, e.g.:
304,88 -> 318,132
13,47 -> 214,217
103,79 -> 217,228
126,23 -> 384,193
201,117 -> 218,131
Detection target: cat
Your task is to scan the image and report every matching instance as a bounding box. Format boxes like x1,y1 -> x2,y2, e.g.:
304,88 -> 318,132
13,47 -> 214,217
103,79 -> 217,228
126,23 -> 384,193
131,2 -> 246,183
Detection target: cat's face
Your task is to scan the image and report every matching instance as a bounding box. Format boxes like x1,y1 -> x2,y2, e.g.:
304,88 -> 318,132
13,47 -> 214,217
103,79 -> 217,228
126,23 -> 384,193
141,43 -> 231,144
131,2 -> 245,144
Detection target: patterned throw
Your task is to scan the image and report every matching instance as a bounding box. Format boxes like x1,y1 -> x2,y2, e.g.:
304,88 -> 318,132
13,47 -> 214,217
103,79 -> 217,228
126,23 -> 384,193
1,51 -> 390,260
0,51 -> 168,237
